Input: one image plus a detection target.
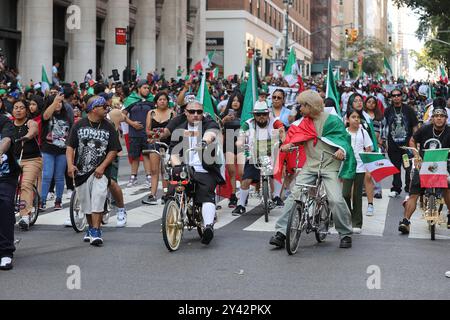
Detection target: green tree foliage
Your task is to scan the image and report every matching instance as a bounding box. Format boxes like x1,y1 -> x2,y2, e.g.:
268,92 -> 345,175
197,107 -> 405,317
393,0 -> 450,71
410,48 -> 439,73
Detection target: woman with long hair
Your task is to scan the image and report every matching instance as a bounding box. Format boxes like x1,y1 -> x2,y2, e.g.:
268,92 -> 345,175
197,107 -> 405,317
221,91 -> 244,208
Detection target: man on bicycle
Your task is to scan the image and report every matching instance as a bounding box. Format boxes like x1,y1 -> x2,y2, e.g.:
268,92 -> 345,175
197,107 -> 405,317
169,101 -> 225,245
67,96 -> 122,246
232,101 -> 284,216
399,107 -> 450,234
269,90 -> 355,249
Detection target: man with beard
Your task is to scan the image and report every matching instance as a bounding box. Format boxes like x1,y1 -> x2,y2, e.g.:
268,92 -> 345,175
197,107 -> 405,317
232,101 -> 284,216
399,107 -> 450,234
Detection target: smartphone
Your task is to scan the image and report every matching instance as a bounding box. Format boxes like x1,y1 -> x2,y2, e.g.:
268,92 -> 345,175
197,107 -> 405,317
228,109 -> 235,117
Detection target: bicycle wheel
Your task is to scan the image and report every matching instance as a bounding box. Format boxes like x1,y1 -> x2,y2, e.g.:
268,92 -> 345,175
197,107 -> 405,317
286,202 -> 304,255
315,201 -> 330,243
262,178 -> 270,223
428,195 -> 436,241
70,189 -> 87,233
162,199 -> 184,252
29,186 -> 40,226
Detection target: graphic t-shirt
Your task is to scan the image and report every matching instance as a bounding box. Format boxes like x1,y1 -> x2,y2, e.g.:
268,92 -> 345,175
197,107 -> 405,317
384,104 -> 418,150
41,112 -> 72,155
67,118 -> 122,187
413,124 -> 450,158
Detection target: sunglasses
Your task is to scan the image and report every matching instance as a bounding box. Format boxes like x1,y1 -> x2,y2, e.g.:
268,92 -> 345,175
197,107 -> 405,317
255,113 -> 269,117
186,109 -> 204,115
392,94 -> 402,98
272,96 -> 283,100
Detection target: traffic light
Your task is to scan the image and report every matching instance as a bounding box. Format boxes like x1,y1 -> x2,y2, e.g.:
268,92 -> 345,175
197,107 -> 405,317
388,36 -> 393,44
345,29 -> 349,38
351,29 -> 358,42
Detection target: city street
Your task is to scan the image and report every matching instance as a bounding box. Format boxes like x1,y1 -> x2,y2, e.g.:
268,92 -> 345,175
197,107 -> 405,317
1,157 -> 449,300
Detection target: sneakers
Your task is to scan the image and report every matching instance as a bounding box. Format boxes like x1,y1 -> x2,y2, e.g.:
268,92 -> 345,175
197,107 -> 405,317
64,218 -> 72,227
232,205 -> 246,216
399,218 -> 411,235
83,228 -> 92,243
142,195 -> 158,205
65,190 -> 73,200
374,192 -> 382,199
144,175 -> 152,188
126,175 -> 138,188
201,225 -> 214,245
367,204 -> 374,216
0,257 -> 13,271
388,191 -> 400,198
272,197 -> 284,207
228,194 -> 238,208
18,216 -> 30,231
54,200 -> 63,211
352,228 -> 362,234
269,232 -> 286,248
39,203 -> 46,212
116,209 -> 127,228
47,192 -> 55,201
339,236 -> 352,248
90,228 -> 103,246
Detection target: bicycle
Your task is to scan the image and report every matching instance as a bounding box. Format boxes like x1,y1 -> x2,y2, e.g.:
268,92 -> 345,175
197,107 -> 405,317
285,151 -> 334,255
402,146 -> 448,241
142,141 -> 170,189
161,145 -> 216,252
69,177 -> 112,233
14,142 -> 40,229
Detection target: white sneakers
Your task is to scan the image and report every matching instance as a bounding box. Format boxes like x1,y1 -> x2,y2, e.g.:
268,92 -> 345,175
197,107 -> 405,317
66,190 -> 73,200
367,204 -> 374,217
0,257 -> 13,270
116,209 -> 127,228
353,228 -> 362,234
388,191 -> 400,198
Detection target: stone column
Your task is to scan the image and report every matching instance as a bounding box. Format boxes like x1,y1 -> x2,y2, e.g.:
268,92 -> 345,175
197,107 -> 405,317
191,0 -> 206,68
66,0 -> 96,83
158,0 -> 187,79
104,0 -> 129,82
134,0 -> 156,76
18,0 -> 53,84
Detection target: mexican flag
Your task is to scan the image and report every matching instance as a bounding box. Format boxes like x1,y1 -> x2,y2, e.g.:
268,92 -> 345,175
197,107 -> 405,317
384,57 -> 393,77
419,149 -> 449,188
284,47 -> 300,87
325,58 -> 341,115
136,60 -> 142,80
440,66 -> 448,84
360,153 -> 399,183
196,71 -> 216,120
209,67 -> 219,81
240,57 -> 258,126
41,65 -> 50,94
193,51 -> 215,72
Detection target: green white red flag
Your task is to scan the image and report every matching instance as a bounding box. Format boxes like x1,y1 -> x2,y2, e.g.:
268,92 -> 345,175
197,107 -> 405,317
360,153 -> 399,183
193,51 -> 215,72
419,149 -> 449,188
440,66 -> 448,84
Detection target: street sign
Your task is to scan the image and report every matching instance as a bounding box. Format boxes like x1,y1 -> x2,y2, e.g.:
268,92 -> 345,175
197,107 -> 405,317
115,28 -> 127,45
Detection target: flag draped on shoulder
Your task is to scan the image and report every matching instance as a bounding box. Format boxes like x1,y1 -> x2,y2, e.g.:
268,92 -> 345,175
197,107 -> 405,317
241,57 -> 258,126
419,149 -> 449,188
360,153 -> 399,182
325,58 -> 341,116
284,47 -> 301,87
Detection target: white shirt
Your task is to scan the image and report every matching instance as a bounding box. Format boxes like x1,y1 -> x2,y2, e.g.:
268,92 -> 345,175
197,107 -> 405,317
188,124 -> 208,173
341,92 -> 353,113
347,126 -> 373,173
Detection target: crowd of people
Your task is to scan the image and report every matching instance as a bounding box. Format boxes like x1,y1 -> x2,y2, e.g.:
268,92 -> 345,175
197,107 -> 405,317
1,63 -> 450,271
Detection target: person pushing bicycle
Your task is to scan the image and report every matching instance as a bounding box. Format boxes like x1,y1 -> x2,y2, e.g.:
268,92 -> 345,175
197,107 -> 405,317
269,90 -> 355,249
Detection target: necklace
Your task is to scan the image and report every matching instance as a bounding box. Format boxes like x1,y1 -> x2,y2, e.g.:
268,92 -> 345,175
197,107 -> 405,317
433,127 -> 445,139
394,105 -> 403,117
89,119 -> 101,130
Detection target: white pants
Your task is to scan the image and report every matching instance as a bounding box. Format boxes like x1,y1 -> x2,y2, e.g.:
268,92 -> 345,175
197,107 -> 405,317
77,175 -> 108,215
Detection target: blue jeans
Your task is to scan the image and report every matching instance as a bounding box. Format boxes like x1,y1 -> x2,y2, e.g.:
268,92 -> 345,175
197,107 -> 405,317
41,153 -> 67,203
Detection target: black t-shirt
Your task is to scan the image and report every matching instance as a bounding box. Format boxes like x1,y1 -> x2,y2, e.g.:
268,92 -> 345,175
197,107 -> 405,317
0,115 -> 20,182
41,112 -> 73,155
67,118 -> 122,187
384,104 -> 418,150
14,120 -> 41,160
413,124 -> 450,158
166,114 -> 187,134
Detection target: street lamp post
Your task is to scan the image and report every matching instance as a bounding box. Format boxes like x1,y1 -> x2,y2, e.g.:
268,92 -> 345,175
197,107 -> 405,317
283,0 -> 293,60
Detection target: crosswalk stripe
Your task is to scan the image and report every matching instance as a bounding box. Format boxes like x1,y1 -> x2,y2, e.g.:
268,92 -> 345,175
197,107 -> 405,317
409,211 -> 450,240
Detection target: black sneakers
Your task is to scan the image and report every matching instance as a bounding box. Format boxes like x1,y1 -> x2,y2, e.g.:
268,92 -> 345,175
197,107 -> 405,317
142,195 -> 158,205
201,225 -> 214,245
228,194 -> 238,208
269,232 -> 286,248
272,197 -> 284,207
374,193 -> 382,199
232,205 -> 246,216
399,218 -> 411,235
339,236 -> 352,249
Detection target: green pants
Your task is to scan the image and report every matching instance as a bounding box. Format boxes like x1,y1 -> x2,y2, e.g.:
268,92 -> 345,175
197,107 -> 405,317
342,173 -> 365,229
275,170 -> 353,237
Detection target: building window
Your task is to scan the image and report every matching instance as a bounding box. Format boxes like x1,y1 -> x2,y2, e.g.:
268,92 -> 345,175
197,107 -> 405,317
257,0 -> 260,19
249,0 -> 252,14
